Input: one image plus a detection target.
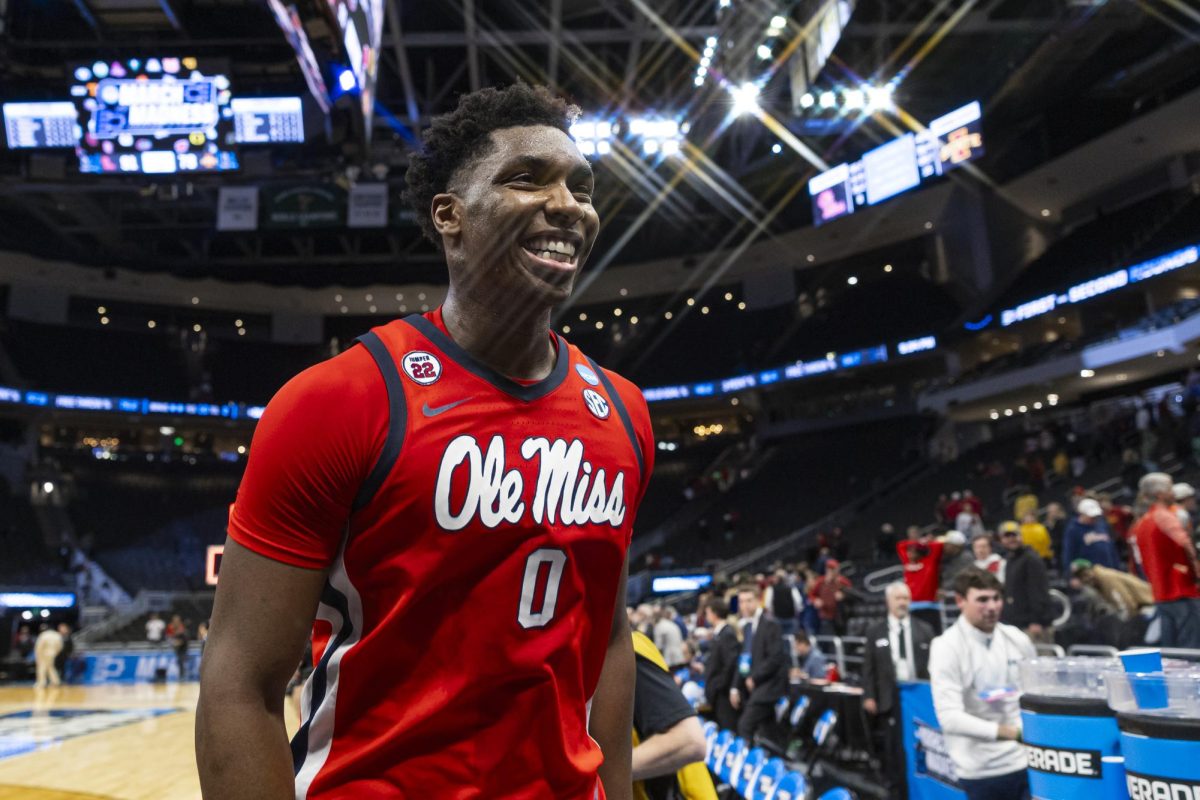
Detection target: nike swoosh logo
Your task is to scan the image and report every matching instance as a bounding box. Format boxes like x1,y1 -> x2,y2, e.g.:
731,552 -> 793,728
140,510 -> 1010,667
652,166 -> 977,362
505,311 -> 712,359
422,397 -> 472,417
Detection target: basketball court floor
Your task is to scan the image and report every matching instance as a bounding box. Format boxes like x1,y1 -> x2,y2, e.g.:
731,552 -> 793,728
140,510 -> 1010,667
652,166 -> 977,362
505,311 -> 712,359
0,683 -> 300,800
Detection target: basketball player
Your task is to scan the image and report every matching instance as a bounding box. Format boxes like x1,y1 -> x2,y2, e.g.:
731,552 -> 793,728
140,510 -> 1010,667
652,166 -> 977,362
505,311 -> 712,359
196,83 -> 653,800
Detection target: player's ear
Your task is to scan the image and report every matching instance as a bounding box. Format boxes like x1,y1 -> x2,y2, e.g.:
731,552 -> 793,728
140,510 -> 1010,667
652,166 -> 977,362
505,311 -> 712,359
431,193 -> 462,238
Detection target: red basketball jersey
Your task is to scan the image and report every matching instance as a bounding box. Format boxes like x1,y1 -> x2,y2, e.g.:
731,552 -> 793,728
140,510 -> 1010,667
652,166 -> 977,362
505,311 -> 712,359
228,308 -> 654,799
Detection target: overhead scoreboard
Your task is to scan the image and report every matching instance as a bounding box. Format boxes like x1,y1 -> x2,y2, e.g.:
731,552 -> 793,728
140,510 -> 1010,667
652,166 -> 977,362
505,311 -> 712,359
71,57 -> 239,174
809,100 -> 984,225
2,102 -> 79,149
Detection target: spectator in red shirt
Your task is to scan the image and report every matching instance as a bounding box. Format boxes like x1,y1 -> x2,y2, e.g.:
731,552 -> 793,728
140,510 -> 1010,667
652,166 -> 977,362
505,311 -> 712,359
898,531 -> 944,634
897,532 -> 943,602
1132,473 -> 1200,647
808,560 -> 852,636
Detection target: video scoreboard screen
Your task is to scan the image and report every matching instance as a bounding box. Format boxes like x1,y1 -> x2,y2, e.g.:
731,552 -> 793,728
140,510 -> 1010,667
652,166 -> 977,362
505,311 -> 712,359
809,100 -> 984,225
230,97 -> 305,143
3,102 -> 79,149
328,0 -> 384,140
72,57 -> 239,174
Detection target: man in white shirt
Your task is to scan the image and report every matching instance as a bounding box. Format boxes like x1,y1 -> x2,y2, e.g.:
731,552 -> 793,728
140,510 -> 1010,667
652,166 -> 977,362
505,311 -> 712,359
929,567 -> 1035,800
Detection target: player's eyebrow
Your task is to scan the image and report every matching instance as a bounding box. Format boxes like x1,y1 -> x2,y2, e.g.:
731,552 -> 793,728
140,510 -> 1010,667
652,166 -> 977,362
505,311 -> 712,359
501,155 -> 594,183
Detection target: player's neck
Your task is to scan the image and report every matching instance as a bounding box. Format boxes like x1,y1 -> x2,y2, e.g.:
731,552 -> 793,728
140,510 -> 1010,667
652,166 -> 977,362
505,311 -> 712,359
441,292 -> 556,381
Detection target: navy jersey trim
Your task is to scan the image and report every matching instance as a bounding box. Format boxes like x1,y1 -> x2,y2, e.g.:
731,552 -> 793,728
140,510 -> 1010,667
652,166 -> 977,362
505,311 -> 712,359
585,356 -> 644,484
291,579 -> 354,775
401,314 -> 569,403
353,331 -> 407,511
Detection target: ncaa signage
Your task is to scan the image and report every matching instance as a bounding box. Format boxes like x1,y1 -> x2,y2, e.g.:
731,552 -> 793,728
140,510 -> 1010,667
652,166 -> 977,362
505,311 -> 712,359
80,649 -> 201,684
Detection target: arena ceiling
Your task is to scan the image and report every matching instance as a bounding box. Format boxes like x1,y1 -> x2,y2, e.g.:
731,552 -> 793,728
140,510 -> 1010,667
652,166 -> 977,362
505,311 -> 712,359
0,0 -> 1197,295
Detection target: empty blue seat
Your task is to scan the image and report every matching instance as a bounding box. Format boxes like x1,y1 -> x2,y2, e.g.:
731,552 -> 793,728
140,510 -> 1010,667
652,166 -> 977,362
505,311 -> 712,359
817,789 -> 855,800
718,736 -> 747,783
733,746 -> 766,796
765,770 -> 808,800
774,695 -> 791,722
748,757 -> 787,800
812,709 -> 838,747
709,730 -> 734,771
789,694 -> 811,727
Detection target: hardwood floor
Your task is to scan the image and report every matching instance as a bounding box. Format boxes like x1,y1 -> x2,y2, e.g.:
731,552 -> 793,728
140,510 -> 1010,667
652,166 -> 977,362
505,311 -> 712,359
0,683 -> 301,800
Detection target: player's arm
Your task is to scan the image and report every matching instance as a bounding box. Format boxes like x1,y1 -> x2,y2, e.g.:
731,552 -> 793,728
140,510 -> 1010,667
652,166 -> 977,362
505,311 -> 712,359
590,552 -> 635,800
194,350 -> 383,799
196,539 -> 326,799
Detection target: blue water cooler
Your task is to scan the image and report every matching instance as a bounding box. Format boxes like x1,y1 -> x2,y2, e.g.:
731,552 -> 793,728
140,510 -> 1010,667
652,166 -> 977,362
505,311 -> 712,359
1018,657 -> 1125,800
1107,669 -> 1200,794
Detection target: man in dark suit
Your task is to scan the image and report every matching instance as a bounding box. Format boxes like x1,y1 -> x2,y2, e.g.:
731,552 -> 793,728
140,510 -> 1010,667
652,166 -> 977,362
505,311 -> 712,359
862,581 -> 935,799
732,585 -> 787,743
702,599 -> 740,730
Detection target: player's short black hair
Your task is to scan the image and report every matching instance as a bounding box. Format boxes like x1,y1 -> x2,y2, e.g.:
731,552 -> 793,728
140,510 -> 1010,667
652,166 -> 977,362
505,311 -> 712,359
953,567 -> 1003,597
707,599 -> 729,618
403,82 -> 581,249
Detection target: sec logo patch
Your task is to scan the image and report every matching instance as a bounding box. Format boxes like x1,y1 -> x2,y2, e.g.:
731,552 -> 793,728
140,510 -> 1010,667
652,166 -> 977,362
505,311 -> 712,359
582,389 -> 610,420
402,351 -> 442,385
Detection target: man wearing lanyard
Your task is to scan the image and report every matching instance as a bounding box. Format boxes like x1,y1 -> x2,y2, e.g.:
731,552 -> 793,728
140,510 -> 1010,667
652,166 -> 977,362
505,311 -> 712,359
929,568 -> 1036,800
730,585 -> 785,743
862,582 -> 934,797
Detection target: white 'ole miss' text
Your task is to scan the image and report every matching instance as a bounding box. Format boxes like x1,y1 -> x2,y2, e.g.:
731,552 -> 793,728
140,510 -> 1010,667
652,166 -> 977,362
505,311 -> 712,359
434,435 -> 626,531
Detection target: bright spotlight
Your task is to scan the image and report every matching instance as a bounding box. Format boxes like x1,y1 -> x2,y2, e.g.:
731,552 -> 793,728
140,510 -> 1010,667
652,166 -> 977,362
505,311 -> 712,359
661,139 -> 681,156
571,121 -> 596,139
577,139 -> 596,156
769,14 -> 787,29
771,143 -> 782,154
700,56 -> 711,68
596,140 -> 611,155
643,138 -> 660,155
799,93 -> 815,109
706,36 -> 718,47
818,91 -> 836,109
847,276 -> 858,285
595,122 -> 612,138
337,68 -> 357,92
866,84 -> 894,109
694,75 -> 705,87
757,44 -> 772,60
730,82 -> 761,116
42,481 -> 54,494
843,89 -> 865,109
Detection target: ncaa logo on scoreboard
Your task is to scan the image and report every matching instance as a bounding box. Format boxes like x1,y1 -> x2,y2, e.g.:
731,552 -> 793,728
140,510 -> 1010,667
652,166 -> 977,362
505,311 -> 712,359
582,389 -> 610,420
402,351 -> 442,385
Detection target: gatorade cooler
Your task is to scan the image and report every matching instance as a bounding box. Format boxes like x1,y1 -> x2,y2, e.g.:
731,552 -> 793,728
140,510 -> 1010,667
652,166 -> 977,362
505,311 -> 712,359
1106,670 -> 1200,797
1019,657 -> 1125,800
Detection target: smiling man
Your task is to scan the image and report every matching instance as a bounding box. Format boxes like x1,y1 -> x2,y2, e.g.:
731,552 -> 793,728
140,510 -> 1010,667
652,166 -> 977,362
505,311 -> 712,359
196,84 -> 653,800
